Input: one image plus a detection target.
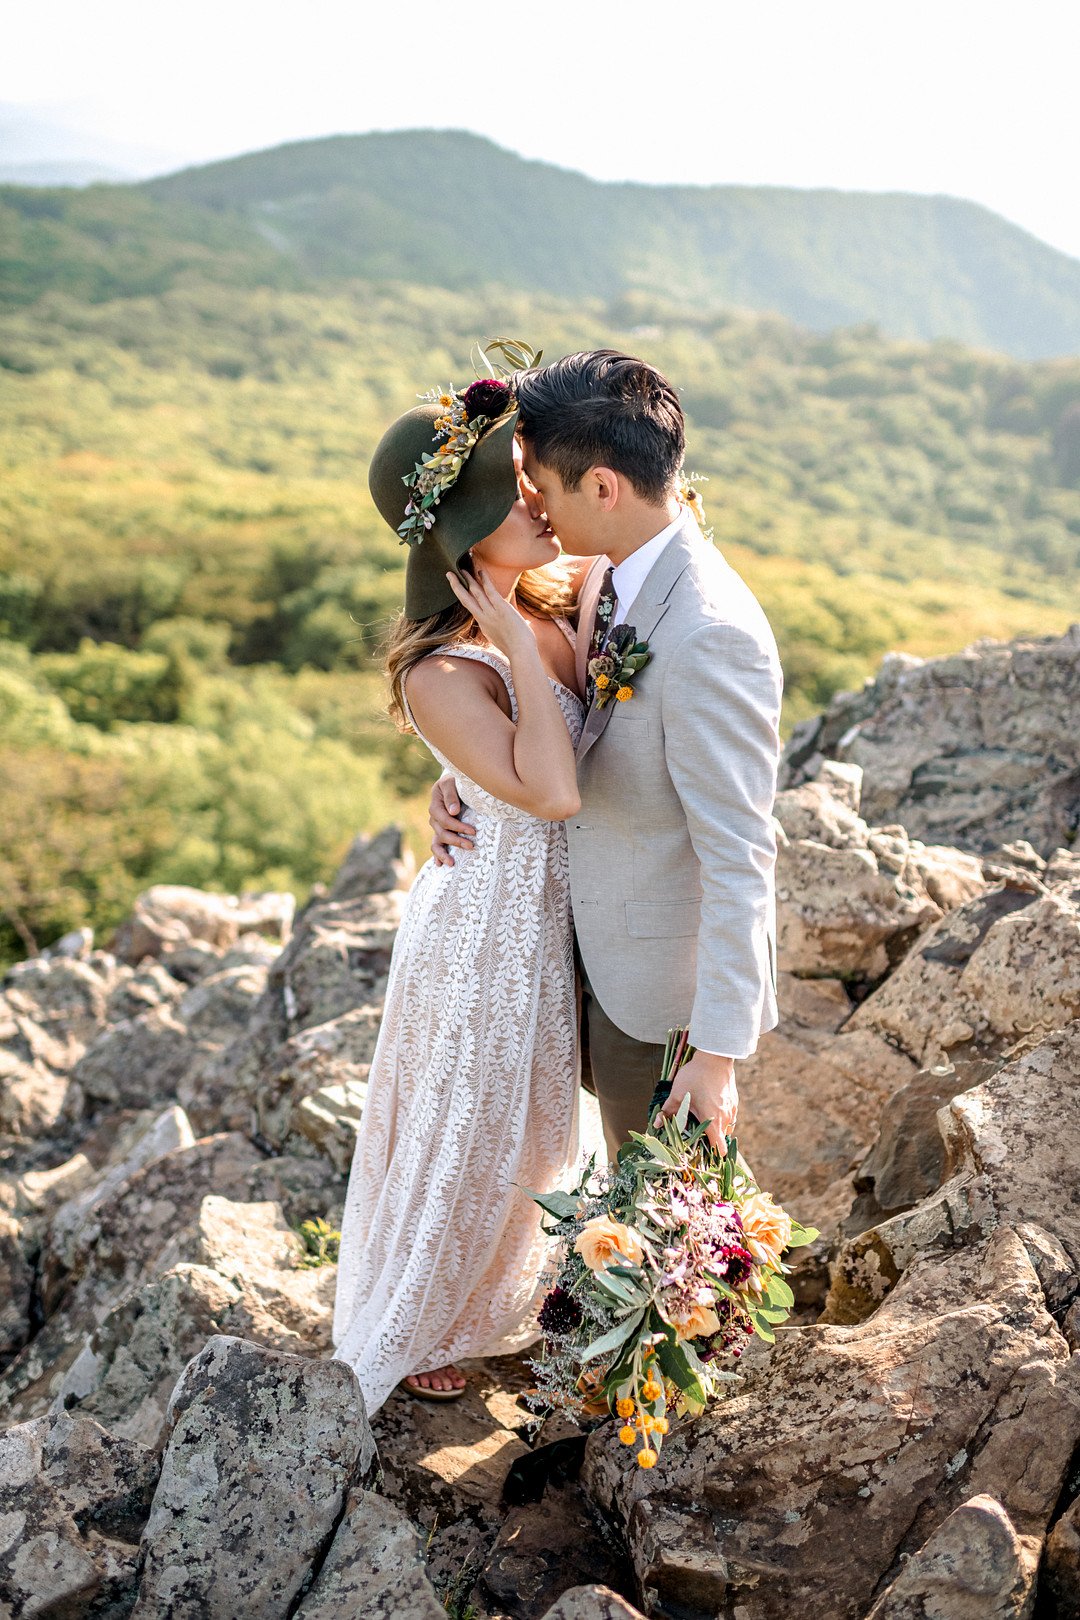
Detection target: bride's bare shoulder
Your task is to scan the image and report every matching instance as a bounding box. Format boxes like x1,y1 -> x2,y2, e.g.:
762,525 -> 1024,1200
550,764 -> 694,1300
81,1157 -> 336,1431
560,554 -> 604,591
404,651 -> 510,722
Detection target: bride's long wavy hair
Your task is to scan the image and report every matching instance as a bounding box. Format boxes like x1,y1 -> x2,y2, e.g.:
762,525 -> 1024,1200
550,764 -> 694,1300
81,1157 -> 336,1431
385,557 -> 577,734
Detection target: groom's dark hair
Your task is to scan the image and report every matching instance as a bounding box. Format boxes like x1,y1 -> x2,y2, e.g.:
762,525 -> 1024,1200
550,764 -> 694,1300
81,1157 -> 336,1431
515,350 -> 684,504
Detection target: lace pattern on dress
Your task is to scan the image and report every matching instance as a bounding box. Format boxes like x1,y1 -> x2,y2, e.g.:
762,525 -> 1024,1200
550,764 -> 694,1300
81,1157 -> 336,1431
330,633 -> 586,1413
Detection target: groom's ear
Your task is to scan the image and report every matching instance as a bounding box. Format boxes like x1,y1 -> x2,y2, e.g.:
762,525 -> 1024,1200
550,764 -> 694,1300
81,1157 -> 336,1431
590,466 -> 621,511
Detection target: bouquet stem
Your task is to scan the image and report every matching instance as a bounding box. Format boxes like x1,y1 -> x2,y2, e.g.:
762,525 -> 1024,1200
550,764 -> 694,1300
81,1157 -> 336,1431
647,1026 -> 696,1129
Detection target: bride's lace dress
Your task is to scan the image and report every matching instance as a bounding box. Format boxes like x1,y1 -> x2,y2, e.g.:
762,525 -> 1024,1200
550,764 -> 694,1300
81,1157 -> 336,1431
330,635 -> 586,1414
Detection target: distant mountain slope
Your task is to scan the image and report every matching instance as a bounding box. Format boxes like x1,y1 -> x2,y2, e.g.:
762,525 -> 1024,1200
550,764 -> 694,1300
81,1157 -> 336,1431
145,131 -> 1080,359
3,129 -> 1080,357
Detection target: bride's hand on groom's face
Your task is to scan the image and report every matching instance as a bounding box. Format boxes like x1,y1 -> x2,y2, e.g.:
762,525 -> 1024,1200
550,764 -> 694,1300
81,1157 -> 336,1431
429,776 -> 474,868
658,1051 -> 738,1151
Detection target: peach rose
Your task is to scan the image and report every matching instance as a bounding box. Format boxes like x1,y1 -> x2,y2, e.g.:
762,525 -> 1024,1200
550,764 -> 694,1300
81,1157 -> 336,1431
574,1216 -> 644,1272
669,1301 -> 722,1341
739,1190 -> 792,1270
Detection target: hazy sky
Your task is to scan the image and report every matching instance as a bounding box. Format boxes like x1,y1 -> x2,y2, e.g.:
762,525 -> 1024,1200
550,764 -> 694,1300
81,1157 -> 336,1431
6,0 -> 1080,260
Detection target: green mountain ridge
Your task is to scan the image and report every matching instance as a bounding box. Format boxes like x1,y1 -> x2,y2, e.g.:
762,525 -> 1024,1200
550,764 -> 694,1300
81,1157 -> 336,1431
3,129 -> 1080,358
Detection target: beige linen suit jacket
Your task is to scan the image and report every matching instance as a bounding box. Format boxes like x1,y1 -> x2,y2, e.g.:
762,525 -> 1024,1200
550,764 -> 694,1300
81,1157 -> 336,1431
570,512 -> 782,1058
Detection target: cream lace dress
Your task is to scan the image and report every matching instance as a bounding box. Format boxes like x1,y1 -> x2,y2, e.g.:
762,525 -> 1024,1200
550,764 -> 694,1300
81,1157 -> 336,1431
330,632 -> 588,1414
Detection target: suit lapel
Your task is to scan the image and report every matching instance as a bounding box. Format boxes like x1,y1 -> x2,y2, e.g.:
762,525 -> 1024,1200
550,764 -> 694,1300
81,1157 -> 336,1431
574,556 -> 609,695
575,516 -> 696,764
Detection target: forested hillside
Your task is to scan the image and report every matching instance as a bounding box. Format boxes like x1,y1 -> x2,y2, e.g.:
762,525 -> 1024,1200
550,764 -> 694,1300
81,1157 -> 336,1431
2,154 -> 1080,965
4,130 -> 1080,355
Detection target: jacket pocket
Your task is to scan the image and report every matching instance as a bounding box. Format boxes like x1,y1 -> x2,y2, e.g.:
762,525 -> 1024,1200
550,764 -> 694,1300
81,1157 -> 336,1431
625,899 -> 700,938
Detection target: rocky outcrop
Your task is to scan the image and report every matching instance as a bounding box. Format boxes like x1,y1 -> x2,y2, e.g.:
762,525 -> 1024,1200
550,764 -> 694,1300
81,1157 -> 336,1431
132,1335 -> 378,1617
585,1225 -> 1080,1619
0,1409 -> 160,1618
845,871 -> 1080,1067
773,768 -> 983,982
3,624 -> 1080,1619
175,827 -> 410,1144
863,1494 -> 1033,1619
780,622 -> 1080,856
823,1019 -> 1080,1325
110,883 -> 295,964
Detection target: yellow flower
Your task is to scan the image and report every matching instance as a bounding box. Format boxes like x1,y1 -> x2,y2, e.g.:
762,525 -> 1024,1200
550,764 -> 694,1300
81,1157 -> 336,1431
439,393 -> 454,407
641,1379 -> 662,1402
619,1425 -> 636,1445
653,1417 -> 669,1435
739,1190 -> 793,1270
670,1301 -> 722,1341
574,1217 -> 644,1273
594,673 -> 610,689
616,686 -> 633,701
637,1448 -> 658,1468
616,1397 -> 635,1419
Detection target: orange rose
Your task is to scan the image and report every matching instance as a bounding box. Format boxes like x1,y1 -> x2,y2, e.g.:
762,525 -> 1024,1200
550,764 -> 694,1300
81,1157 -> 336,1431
669,1301 -> 721,1340
739,1190 -> 792,1270
574,1216 -> 644,1272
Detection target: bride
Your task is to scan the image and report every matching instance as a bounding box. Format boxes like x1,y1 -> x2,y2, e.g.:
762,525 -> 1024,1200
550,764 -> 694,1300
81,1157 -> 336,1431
331,374 -> 590,1408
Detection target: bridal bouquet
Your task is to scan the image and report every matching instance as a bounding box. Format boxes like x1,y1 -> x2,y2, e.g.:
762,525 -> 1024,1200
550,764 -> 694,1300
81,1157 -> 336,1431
524,1031 -> 818,1468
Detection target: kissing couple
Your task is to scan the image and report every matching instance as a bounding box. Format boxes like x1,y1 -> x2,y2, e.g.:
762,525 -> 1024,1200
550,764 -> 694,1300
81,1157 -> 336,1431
331,345 -> 783,1410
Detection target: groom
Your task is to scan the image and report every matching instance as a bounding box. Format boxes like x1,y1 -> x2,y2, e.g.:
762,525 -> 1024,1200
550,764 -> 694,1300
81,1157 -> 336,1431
429,349 -> 782,1158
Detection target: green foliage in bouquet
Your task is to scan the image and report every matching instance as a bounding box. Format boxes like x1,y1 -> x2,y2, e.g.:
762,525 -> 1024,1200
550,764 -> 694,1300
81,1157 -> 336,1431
525,1031 -> 818,1468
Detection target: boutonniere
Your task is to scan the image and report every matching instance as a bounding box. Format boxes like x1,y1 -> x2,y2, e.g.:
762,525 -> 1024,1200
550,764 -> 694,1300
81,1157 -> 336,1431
588,623 -> 651,710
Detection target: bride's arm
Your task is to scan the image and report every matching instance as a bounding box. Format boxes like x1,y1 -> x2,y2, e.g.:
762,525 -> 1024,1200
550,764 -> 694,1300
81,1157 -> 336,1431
406,568 -> 580,822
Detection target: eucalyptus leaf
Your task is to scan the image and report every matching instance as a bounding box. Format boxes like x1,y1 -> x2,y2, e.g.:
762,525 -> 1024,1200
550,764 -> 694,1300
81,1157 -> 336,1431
762,1273 -> 794,1309
751,1316 -> 777,1344
656,1336 -> 707,1407
592,1270 -> 642,1306
581,1308 -> 644,1363
626,1131 -> 679,1167
520,1185 -> 579,1220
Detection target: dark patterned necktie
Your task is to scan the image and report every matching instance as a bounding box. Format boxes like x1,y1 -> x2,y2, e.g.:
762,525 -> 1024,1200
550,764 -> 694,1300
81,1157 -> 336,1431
585,566 -> 617,709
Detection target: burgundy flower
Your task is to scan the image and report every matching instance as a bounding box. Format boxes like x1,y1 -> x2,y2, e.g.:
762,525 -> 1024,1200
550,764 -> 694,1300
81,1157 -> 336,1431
712,1242 -> 755,1287
698,1296 -> 755,1362
462,378 -> 512,421
537,1285 -> 582,1336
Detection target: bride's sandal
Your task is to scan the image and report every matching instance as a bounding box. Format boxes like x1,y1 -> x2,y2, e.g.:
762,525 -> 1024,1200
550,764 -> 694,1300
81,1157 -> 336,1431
400,1367 -> 467,1402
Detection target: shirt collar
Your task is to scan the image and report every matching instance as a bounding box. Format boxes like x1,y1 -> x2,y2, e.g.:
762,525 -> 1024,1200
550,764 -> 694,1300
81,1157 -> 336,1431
610,507 -> 686,616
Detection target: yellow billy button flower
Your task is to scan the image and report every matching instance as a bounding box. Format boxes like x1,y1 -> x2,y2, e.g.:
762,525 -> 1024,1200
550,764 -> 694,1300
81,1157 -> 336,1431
641,1379 -> 662,1402
637,1448 -> 659,1468
619,1425 -> 636,1446
616,1397 -> 635,1419
616,686 -> 633,702
595,673 -> 610,690
653,1417 -> 669,1435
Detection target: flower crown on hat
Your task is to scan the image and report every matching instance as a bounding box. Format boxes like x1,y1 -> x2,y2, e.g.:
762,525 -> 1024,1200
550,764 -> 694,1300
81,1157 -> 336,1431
398,337 -> 542,548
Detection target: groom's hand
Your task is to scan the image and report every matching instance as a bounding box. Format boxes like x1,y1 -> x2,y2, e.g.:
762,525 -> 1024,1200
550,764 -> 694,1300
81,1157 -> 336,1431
429,775 -> 474,868
658,1051 -> 738,1151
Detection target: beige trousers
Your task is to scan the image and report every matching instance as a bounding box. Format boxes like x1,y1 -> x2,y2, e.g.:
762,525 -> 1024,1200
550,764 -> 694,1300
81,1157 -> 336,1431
578,951 -> 667,1163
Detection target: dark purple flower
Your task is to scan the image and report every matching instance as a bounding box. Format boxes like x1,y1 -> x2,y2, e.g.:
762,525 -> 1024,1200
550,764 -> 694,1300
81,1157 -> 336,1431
463,378 -> 512,421
537,1286 -> 582,1336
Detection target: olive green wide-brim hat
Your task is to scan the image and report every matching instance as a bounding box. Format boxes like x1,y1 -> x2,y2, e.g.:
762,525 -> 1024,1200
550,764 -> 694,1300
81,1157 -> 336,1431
368,404 -> 520,620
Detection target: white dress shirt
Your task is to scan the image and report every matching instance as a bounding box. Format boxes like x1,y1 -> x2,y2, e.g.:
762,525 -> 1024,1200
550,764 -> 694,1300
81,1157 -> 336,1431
609,508 -> 686,628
